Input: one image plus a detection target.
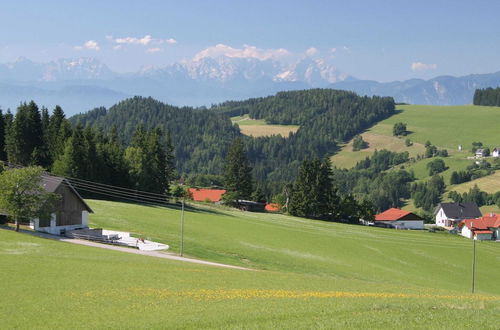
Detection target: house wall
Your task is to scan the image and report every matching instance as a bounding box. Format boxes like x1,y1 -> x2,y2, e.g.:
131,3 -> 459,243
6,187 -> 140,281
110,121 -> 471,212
378,220 -> 424,229
435,208 -> 453,227
461,226 -> 473,239
394,220 -> 424,229
54,184 -> 88,226
474,233 -> 492,240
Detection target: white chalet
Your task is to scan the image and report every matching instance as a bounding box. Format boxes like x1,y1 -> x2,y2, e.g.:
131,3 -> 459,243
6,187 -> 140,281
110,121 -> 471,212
434,202 -> 482,228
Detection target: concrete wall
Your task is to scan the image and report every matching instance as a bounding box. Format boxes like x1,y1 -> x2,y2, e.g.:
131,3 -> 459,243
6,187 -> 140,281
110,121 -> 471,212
31,211 -> 88,235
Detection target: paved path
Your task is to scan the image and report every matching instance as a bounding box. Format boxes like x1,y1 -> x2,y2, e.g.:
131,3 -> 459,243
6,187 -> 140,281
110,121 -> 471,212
5,228 -> 251,271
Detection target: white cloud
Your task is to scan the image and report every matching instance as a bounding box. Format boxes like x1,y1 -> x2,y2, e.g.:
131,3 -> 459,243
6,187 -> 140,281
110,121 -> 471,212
305,47 -> 318,57
115,35 -> 153,45
411,62 -> 437,71
113,35 -> 176,46
146,47 -> 161,53
113,45 -> 122,50
193,44 -> 289,61
74,40 -> 100,51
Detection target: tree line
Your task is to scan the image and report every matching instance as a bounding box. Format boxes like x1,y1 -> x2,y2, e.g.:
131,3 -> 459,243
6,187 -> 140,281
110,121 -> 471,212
473,87 -> 500,106
0,101 -> 174,195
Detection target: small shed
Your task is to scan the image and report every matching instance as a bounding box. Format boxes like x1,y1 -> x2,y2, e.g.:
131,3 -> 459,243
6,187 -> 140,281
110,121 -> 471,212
30,174 -> 93,235
236,200 -> 266,212
374,208 -> 424,229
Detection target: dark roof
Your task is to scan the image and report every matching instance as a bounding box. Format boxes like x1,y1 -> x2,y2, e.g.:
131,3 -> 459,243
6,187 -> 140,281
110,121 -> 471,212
437,202 -> 481,219
42,174 -> 93,213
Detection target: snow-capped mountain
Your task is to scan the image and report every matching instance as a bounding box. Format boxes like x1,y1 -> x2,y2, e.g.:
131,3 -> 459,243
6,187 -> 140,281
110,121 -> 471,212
2,55 -> 500,115
0,57 -> 116,82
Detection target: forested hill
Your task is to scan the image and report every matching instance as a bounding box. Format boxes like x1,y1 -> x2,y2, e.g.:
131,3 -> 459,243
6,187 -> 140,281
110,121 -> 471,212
72,90 -> 395,193
71,97 -> 240,174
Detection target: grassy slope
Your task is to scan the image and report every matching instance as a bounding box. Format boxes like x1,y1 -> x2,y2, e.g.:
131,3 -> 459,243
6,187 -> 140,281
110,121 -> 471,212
331,104 -> 500,213
231,114 -> 299,137
2,200 -> 500,328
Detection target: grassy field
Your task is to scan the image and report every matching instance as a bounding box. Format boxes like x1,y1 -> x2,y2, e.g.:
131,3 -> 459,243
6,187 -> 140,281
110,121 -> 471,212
2,200 -> 500,328
332,132 -> 426,168
450,171 -> 500,194
371,105 -> 500,150
231,114 -> 299,137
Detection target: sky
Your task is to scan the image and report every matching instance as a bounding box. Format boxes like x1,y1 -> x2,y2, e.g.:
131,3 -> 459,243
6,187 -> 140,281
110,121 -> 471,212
1,0 -> 500,81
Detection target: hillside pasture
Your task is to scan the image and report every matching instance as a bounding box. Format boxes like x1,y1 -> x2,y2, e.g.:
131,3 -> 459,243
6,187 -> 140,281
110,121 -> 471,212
331,132 -> 425,169
450,170 -> 500,194
232,114 -> 299,137
2,199 -> 500,328
371,105 -> 500,150
2,227 -> 500,329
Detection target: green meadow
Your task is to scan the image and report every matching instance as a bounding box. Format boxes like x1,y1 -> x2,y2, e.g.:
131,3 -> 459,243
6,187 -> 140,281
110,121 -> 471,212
331,104 -> 500,213
2,199 -> 499,328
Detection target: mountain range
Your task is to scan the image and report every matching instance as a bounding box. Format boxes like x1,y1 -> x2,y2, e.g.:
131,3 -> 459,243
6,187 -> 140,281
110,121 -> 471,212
1,56 -> 500,115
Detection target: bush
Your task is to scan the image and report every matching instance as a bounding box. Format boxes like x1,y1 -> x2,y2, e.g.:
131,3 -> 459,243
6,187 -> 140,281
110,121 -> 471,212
393,122 -> 407,136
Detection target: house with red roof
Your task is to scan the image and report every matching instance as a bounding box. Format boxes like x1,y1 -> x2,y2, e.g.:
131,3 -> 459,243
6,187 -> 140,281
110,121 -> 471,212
374,208 -> 424,229
265,203 -> 280,212
188,188 -> 226,203
459,213 -> 500,240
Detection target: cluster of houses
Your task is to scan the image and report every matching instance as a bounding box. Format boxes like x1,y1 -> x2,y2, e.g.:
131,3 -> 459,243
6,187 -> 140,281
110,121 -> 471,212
475,147 -> 500,158
188,188 -> 280,212
373,202 -> 499,241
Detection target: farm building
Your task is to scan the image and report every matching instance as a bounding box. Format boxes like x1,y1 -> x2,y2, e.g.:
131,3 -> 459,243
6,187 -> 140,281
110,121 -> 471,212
459,213 -> 500,240
475,148 -> 486,158
31,174 -> 93,235
265,203 -> 280,212
434,202 -> 482,228
236,200 -> 266,212
374,208 -> 424,229
493,148 -> 500,157
188,188 -> 226,203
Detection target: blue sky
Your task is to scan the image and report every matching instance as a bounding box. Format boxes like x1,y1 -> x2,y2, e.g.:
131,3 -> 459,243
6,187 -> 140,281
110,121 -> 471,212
1,0 -> 500,81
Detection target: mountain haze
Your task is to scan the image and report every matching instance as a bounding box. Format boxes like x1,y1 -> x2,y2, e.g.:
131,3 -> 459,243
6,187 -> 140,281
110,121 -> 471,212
1,55 -> 500,114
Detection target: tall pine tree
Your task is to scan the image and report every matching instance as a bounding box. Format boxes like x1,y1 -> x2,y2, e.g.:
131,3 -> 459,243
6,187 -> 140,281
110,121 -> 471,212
223,137 -> 253,200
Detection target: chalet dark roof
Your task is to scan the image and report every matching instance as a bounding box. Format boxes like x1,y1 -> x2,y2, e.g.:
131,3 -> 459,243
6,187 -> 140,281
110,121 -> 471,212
42,174 -> 94,213
437,202 -> 481,219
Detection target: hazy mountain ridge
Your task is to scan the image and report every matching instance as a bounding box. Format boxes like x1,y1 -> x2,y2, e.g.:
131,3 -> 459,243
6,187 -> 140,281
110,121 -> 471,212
1,55 -> 500,114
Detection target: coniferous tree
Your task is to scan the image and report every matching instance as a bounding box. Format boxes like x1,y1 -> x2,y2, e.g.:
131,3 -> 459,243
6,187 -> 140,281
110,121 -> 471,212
52,124 -> 88,179
223,137 -> 253,200
6,101 -> 45,166
0,110 -> 5,160
289,158 -> 340,220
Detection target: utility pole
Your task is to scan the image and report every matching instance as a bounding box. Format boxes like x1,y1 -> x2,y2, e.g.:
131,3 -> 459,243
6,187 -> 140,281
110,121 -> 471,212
180,195 -> 185,257
471,222 -> 476,293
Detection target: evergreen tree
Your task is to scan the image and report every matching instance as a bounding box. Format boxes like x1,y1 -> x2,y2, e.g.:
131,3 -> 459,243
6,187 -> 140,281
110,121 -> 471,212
5,101 -> 45,166
0,110 -> 5,160
223,137 -> 253,200
52,124 -> 88,179
289,158 -> 340,220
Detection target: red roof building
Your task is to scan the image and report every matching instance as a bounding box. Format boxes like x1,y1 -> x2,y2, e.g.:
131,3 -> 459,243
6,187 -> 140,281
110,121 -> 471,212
459,213 -> 500,240
188,188 -> 226,203
265,203 -> 280,212
374,208 -> 424,229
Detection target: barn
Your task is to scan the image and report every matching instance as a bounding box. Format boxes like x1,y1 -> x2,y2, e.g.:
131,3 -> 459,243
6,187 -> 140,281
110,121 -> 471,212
30,174 -> 93,235
374,208 -> 424,229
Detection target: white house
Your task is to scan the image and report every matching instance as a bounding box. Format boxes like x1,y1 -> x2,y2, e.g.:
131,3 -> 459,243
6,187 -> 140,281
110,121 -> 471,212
434,202 -> 482,228
493,148 -> 500,158
374,208 -> 424,229
475,149 -> 485,158
459,214 -> 500,240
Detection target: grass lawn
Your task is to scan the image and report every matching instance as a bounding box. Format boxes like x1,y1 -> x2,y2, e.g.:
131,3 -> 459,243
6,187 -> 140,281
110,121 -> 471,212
450,171 -> 500,194
2,200 -> 500,328
331,132 -> 426,169
371,105 -> 500,150
231,114 -> 299,137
